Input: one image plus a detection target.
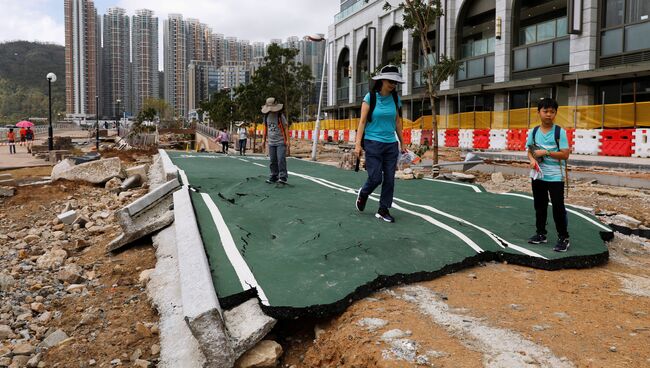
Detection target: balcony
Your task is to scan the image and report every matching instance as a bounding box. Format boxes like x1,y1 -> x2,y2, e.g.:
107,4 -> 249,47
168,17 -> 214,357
457,54 -> 495,81
512,37 -> 569,71
337,86 -> 349,102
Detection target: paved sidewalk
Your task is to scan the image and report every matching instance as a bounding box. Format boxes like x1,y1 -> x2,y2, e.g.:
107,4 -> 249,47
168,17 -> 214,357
0,140 -> 51,169
475,151 -> 650,171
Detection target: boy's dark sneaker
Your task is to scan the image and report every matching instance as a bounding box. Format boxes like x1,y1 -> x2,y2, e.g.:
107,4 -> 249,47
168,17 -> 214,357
375,208 -> 395,223
355,189 -> 367,212
527,233 -> 547,244
265,178 -> 278,184
553,237 -> 570,252
278,178 -> 287,184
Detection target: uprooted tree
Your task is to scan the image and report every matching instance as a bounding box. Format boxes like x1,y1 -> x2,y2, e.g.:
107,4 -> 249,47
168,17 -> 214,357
369,0 -> 460,168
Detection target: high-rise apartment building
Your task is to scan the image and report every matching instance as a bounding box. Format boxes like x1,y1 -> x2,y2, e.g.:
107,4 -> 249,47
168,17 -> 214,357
187,60 -> 213,113
216,61 -> 250,91
164,14 -> 187,118
103,7 -> 131,117
212,33 -> 225,67
132,9 -> 159,115
64,0 -> 99,118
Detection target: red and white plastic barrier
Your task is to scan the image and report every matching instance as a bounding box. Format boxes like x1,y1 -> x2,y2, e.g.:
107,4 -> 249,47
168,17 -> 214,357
632,128 -> 650,158
573,129 -> 602,155
459,129 -> 474,149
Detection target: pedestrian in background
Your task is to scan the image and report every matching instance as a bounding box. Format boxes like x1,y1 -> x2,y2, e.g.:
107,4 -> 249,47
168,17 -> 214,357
261,97 -> 289,184
526,97 -> 571,252
19,127 -> 26,146
236,122 -> 248,156
218,128 -> 230,154
25,127 -> 34,154
7,128 -> 16,154
354,65 -> 406,223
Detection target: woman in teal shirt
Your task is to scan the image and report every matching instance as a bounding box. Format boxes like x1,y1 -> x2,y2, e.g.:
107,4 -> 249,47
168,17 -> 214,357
354,65 -> 405,223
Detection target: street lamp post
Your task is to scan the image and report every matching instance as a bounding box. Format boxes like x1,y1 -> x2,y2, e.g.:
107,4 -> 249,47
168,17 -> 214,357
46,72 -> 57,151
95,95 -> 100,151
306,34 -> 327,161
116,99 -> 121,135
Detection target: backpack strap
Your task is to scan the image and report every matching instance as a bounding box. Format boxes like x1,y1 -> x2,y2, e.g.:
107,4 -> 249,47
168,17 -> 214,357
532,126 -> 540,145
554,125 -> 561,150
391,91 -> 402,118
368,92 -> 377,122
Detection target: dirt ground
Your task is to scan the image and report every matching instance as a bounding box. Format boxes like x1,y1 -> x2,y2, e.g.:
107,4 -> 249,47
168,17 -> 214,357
1,158 -> 160,367
2,145 -> 649,367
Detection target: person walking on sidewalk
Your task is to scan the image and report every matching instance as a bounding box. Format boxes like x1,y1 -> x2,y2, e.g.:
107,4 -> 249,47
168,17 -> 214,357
526,97 -> 571,252
7,128 -> 16,154
25,127 -> 34,153
261,97 -> 289,184
354,65 -> 406,223
236,122 -> 248,156
19,127 -> 26,146
218,128 -> 230,154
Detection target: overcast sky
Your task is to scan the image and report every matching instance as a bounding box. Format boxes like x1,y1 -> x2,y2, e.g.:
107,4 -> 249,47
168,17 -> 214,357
0,0 -> 339,45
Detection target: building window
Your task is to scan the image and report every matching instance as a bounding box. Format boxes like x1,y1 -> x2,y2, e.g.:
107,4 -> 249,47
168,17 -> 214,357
601,0 -> 650,56
512,0 -> 568,72
456,0 -> 496,82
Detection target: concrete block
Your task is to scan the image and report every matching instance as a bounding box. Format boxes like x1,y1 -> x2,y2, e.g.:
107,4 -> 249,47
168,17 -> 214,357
57,210 -> 78,225
224,299 -> 277,358
147,227 -> 207,367
174,187 -> 235,367
126,177 -> 180,217
126,164 -> 149,183
107,196 -> 174,252
158,149 -> 179,181
52,157 -> 125,184
0,186 -> 15,197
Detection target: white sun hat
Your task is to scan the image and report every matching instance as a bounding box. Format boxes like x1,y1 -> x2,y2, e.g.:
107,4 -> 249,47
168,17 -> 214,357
371,64 -> 405,84
261,97 -> 283,113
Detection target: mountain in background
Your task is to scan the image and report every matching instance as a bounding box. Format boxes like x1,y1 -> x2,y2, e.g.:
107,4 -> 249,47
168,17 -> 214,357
0,41 -> 65,125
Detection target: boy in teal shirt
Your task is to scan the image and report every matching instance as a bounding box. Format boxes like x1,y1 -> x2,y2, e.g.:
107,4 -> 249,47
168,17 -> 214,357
526,98 -> 571,252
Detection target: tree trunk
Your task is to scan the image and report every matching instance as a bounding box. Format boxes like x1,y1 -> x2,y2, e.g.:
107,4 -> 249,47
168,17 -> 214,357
419,32 -> 439,168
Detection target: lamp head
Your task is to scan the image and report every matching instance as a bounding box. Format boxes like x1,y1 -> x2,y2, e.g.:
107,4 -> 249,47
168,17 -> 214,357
46,73 -> 57,83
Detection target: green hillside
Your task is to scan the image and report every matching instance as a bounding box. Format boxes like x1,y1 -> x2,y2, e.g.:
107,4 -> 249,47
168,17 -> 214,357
0,41 -> 65,124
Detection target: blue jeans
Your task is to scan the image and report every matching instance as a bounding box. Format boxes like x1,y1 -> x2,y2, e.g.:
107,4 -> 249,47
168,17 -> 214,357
360,139 -> 399,210
268,144 -> 287,180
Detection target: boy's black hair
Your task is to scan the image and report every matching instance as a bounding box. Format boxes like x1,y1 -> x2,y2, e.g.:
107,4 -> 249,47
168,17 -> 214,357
537,97 -> 558,111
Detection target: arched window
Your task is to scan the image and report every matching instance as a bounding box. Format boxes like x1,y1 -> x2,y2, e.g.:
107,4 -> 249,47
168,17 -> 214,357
356,39 -> 369,100
512,0 -> 568,75
382,27 -> 403,65
412,30 -> 436,89
456,0 -> 495,83
337,47 -> 350,102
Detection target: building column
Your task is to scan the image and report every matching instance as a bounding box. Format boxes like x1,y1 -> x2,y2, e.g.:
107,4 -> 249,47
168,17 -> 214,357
569,83 -> 594,106
440,0 -> 458,91
402,29 -> 414,97
569,0 -> 598,72
349,33 -> 356,105
494,0 -> 512,83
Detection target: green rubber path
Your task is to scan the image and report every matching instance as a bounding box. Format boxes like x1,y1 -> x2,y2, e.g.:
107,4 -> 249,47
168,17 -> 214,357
165,151 -> 612,318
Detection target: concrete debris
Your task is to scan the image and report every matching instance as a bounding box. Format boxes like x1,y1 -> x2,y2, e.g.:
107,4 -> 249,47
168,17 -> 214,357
39,329 -> 69,349
107,177 -> 180,252
120,174 -> 142,191
449,172 -> 476,182
491,172 -> 505,184
224,299 -> 277,358
0,179 -> 16,187
52,157 -> 126,184
57,210 -> 78,225
612,214 -> 642,228
0,186 -> 15,197
0,173 -> 12,180
234,340 -> 283,368
357,317 -> 388,331
338,152 -> 357,171
126,164 -> 149,183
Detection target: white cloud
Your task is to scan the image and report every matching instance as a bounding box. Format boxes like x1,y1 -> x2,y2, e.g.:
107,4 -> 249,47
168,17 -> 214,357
114,0 -> 337,42
0,0 -> 65,44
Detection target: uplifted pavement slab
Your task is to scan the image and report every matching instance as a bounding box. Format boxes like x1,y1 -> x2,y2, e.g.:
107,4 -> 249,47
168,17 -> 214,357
167,151 -> 612,319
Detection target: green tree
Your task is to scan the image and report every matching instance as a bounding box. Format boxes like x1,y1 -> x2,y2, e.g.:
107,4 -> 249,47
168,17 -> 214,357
368,0 -> 460,167
199,90 -> 235,129
141,98 -> 171,121
250,43 -> 313,122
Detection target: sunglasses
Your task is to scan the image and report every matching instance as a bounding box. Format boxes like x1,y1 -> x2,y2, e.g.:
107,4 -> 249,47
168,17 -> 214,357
386,80 -> 398,85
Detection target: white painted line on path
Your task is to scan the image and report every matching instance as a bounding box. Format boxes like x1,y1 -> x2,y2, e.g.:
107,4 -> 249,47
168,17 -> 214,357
200,193 -> 270,305
423,178 -> 483,193
499,192 -> 613,232
295,175 -> 544,258
289,171 -> 485,254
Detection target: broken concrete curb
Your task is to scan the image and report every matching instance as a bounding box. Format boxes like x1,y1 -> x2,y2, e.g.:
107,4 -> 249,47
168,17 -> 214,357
224,299 -> 277,358
158,149 -> 179,182
51,157 -> 125,184
126,178 -> 180,217
174,187 -> 235,367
